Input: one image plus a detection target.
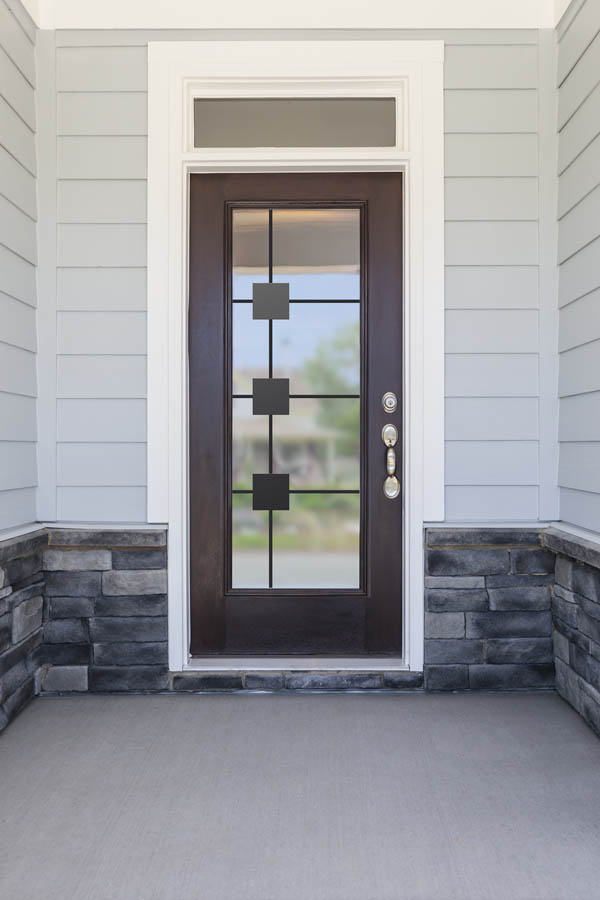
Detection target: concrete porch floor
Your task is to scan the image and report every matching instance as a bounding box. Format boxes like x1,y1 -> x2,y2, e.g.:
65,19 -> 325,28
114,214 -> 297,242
0,693 -> 599,900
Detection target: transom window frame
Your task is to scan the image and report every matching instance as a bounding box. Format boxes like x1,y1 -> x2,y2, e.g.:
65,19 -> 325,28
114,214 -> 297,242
147,39 -> 445,673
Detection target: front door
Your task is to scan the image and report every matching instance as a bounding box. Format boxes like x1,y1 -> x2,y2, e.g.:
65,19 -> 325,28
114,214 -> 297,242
189,173 -> 403,656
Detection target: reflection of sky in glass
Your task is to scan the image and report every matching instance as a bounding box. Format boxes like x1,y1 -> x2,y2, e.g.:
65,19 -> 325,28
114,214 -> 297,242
233,301 -> 359,381
232,273 -> 359,301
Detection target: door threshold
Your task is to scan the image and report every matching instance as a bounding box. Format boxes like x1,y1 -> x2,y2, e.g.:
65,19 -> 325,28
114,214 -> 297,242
185,657 -> 408,671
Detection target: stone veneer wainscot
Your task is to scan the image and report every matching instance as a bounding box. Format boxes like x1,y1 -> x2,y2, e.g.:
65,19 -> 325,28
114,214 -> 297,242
424,529 -> 556,691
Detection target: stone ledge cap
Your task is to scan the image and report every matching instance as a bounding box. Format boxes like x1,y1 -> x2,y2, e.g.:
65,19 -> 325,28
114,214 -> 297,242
542,526 -> 600,571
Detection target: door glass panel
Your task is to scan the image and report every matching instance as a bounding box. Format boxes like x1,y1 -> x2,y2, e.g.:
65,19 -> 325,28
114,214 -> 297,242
232,209 -> 269,299
231,494 -> 269,588
272,209 -> 360,299
272,494 -> 360,589
230,205 -> 362,590
272,398 -> 360,490
272,304 -> 360,394
232,399 -> 268,490
232,303 -> 268,392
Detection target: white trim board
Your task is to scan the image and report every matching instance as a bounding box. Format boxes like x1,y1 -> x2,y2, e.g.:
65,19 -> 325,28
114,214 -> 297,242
147,39 -> 445,673
35,0 -> 559,30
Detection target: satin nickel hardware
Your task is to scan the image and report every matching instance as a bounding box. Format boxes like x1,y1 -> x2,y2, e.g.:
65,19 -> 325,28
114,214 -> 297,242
381,424 -> 400,499
384,475 -> 400,499
382,391 -> 397,413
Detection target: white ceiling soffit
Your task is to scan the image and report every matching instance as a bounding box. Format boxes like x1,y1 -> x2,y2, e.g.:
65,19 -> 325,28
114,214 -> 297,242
33,0 -> 561,30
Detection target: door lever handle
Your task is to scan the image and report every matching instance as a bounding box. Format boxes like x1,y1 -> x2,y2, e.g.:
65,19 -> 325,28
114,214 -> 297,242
381,425 -> 400,499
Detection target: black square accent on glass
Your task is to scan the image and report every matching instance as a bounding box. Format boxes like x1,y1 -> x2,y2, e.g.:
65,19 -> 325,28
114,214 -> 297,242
252,474 -> 289,510
253,378 -> 290,415
252,282 -> 290,319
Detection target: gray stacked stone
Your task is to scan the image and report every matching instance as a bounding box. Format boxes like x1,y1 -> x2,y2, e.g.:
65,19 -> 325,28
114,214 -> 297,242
542,527 -> 600,737
0,530 -> 48,732
40,529 -> 168,693
424,529 -> 555,691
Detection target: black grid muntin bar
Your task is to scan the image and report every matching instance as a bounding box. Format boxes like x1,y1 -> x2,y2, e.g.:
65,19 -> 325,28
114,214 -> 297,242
234,393 -> 360,399
233,489 -> 360,495
233,298 -> 359,303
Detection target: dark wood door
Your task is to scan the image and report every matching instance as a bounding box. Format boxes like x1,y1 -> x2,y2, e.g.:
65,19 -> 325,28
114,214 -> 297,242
189,173 -> 403,656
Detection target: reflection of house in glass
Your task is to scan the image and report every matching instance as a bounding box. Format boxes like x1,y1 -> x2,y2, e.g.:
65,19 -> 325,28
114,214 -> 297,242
232,374 -> 360,490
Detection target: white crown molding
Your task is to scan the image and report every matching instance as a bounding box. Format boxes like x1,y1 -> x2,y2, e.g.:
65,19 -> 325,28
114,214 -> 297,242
35,0 -> 564,31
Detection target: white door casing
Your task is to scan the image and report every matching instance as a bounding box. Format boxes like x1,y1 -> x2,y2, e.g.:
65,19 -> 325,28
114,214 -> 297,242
147,39 -> 445,672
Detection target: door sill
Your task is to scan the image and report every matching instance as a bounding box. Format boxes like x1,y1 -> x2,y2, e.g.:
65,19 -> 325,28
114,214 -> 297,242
184,656 -> 408,671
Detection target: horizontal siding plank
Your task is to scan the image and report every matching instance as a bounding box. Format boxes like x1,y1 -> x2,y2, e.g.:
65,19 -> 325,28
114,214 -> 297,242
4,0 -> 36,43
58,136 -> 146,179
445,221 -> 538,266
445,310 -> 538,353
0,441 -> 37,490
558,30 -> 600,129
0,341 -> 36,396
559,442 -> 600,493
57,267 -> 147,310
0,144 -> 36,219
558,132 -> 600,217
54,29 -> 539,47
57,355 -> 147,398
57,46 -> 147,92
444,89 -> 537,133
0,486 -> 35,530
559,391 -> 600,440
57,485 -> 146,522
560,486 -> 600,531
559,288 -> 600,351
0,94 -> 35,174
446,440 -> 538,485
0,391 -> 36,440
445,398 -> 539,440
58,224 -> 146,267
558,81 -> 600,174
558,0 -> 600,83
0,194 -> 36,263
559,339 -> 600,396
558,183 -> 600,262
58,180 -> 147,224
57,398 -> 146,442
445,177 -> 537,221
58,91 -> 148,136
445,354 -> 539,397
0,243 -> 35,305
445,266 -> 538,309
0,0 -> 35,85
0,291 -> 36,351
444,45 -> 538,89
57,442 -> 147,486
57,311 -> 146,355
446,485 -> 539,521
559,235 -> 600,305
445,134 -> 538,177
0,44 -> 35,129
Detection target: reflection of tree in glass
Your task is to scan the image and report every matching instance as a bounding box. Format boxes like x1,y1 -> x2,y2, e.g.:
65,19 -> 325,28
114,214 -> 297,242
303,320 -> 360,456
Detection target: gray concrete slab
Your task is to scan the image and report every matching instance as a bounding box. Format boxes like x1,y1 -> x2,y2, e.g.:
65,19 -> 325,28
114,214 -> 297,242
0,692 -> 599,900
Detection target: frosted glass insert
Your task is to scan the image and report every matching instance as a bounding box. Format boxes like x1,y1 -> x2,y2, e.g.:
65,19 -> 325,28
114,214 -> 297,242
194,97 -> 396,148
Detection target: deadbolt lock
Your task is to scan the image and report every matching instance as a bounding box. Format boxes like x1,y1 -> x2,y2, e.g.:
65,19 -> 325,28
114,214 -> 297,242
382,391 -> 397,414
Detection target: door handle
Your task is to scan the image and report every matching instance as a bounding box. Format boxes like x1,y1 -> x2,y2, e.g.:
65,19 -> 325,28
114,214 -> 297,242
382,424 -> 400,499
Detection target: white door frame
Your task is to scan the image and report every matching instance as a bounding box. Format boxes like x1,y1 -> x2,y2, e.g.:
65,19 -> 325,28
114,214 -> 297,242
147,39 -> 445,672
